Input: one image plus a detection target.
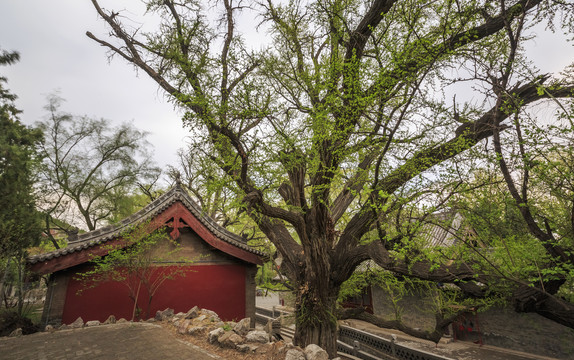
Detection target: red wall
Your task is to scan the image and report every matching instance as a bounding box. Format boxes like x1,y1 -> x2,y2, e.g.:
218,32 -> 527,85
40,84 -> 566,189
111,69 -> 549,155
62,264 -> 246,324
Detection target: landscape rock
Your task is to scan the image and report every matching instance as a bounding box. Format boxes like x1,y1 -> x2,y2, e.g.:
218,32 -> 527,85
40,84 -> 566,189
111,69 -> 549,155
246,330 -> 269,344
85,320 -> 100,327
187,326 -> 206,336
221,332 -> 244,349
233,317 -> 251,336
146,318 -> 156,323
208,327 -> 225,344
9,328 -> 22,337
254,342 -> 274,355
201,309 -> 221,322
285,348 -> 306,360
117,318 -> 128,323
196,315 -> 207,322
103,315 -> 116,325
237,343 -> 260,353
155,308 -> 174,321
269,341 -> 289,358
185,306 -> 200,319
45,325 -> 55,333
217,330 -> 234,344
177,319 -> 191,334
70,317 -> 84,329
304,344 -> 328,360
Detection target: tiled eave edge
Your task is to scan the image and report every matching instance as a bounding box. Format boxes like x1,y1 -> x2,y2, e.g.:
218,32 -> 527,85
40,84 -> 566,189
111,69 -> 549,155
28,185 -> 265,266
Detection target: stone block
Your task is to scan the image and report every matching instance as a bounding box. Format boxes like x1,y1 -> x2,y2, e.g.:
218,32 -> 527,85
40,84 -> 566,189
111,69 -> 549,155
246,330 -> 269,344
9,328 -> 22,337
237,343 -> 259,353
254,343 -> 273,355
177,319 -> 191,334
201,309 -> 221,322
285,348 -> 306,360
187,326 -> 206,336
208,327 -> 225,344
304,344 -> 328,360
155,308 -> 174,321
70,317 -> 84,329
221,333 -> 243,349
233,317 -> 251,336
185,306 -> 200,319
45,325 -> 55,333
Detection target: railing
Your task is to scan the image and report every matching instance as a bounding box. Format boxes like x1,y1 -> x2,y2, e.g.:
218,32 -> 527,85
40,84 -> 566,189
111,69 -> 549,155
255,307 -> 454,360
255,306 -> 291,319
339,325 -> 453,360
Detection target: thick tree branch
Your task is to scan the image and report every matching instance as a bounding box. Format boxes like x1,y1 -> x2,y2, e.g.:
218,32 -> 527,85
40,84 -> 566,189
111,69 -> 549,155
338,307 -> 463,344
337,81 -> 574,255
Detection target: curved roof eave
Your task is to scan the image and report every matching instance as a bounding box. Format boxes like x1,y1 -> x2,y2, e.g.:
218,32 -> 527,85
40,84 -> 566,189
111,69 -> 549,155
28,184 -> 264,271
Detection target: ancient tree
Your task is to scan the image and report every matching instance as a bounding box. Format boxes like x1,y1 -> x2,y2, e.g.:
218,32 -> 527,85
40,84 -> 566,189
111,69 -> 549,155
0,49 -> 43,314
87,0 -> 574,355
36,94 -> 161,232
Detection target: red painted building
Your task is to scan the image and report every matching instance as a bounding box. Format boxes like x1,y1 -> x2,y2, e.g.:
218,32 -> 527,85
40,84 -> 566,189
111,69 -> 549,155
28,184 -> 263,326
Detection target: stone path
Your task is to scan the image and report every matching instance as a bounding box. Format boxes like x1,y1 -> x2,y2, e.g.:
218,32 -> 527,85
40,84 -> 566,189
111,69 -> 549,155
0,322 -> 220,360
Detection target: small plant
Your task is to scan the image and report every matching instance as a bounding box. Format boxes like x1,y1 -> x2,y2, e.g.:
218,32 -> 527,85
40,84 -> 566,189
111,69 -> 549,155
75,221 -> 193,320
0,309 -> 39,337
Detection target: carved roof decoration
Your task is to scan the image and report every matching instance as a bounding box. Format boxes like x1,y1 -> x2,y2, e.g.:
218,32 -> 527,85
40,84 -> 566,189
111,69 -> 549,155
28,183 -> 264,270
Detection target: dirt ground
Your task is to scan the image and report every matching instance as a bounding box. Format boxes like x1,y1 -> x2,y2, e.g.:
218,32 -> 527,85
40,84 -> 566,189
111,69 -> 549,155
371,288 -> 574,359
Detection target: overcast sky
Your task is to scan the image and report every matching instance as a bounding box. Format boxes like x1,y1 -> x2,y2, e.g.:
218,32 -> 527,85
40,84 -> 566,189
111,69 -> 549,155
1,1 -> 573,174
1,0 -> 186,172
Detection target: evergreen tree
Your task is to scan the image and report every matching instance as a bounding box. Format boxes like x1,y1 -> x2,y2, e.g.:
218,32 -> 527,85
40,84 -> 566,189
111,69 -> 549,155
0,48 -> 43,314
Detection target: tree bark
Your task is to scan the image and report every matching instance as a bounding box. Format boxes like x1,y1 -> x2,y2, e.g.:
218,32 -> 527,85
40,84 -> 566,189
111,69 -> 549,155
293,280 -> 340,358
512,281 -> 574,329
0,258 -> 11,308
338,304 -> 467,344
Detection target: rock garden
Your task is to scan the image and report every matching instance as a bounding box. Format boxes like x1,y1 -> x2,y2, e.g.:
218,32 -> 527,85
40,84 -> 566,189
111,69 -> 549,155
5,306 -> 341,360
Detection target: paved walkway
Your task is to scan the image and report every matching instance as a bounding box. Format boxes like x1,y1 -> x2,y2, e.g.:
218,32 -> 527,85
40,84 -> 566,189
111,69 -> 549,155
0,322 -> 220,360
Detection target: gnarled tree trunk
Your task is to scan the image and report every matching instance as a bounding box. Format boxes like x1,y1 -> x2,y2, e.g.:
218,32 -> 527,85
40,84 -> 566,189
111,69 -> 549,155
293,278 -> 340,357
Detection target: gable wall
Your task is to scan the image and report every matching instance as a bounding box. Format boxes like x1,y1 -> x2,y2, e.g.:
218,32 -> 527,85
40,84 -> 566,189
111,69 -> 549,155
150,228 -> 243,265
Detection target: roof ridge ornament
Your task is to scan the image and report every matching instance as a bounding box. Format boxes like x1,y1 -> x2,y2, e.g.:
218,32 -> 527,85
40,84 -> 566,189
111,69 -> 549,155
174,171 -> 182,187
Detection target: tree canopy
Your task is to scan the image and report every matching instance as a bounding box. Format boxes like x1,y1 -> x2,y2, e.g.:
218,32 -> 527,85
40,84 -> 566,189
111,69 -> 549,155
0,48 -> 43,315
36,94 -> 161,233
0,49 -> 43,258
87,0 -> 574,355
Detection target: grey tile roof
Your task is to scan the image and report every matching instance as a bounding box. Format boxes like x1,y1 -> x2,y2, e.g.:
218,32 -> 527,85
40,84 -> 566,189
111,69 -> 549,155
420,211 -> 470,248
419,211 -> 464,248
28,184 -> 264,265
